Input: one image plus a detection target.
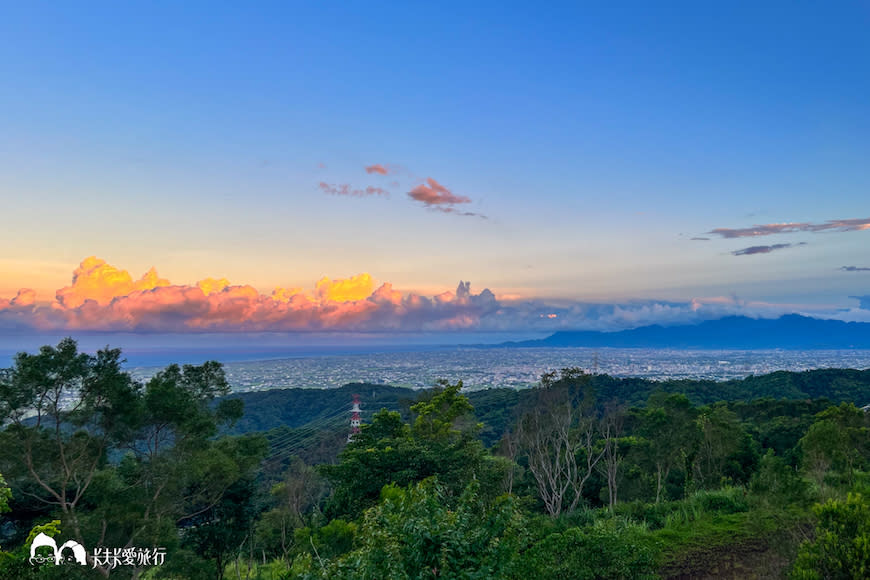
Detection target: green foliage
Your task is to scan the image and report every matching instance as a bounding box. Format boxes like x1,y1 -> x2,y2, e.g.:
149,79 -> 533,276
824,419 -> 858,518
321,382 -> 502,520
225,383 -> 414,434
791,493 -> 870,579
296,478 -> 526,580
0,520 -> 105,580
222,369 -> 870,450
410,379 -> 477,441
692,404 -> 751,490
0,473 -> 10,518
256,457 -> 326,559
6,339 -> 870,579
613,487 -> 749,531
513,519 -> 660,580
750,450 -> 812,509
0,339 -> 265,579
800,403 -> 870,487
294,518 -> 357,561
637,393 -> 698,502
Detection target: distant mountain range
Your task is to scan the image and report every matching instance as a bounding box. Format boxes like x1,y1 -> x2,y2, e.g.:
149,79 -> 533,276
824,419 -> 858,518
496,315 -> 870,349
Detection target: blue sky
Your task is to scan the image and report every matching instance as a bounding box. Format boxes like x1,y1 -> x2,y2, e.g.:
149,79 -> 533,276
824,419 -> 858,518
1,1 -> 869,338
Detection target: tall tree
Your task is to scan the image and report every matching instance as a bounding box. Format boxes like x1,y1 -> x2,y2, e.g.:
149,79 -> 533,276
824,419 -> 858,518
598,405 -> 626,509
517,368 -> 604,517
0,339 -> 264,579
639,393 -> 698,503
692,404 -> 745,490
799,402 -> 870,487
0,338 -> 139,575
321,380 -> 497,521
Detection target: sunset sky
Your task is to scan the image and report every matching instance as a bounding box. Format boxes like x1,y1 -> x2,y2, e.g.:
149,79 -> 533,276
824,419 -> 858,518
1,2 -> 869,341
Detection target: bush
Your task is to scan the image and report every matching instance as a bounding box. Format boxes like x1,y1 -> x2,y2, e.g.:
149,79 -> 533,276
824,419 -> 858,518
512,518 -> 660,580
791,493 -> 870,579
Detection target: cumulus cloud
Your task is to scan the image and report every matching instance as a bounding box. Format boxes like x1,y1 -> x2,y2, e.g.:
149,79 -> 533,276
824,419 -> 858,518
56,256 -> 170,308
318,182 -> 389,197
315,273 -> 375,302
731,243 -> 806,256
6,258 -> 862,335
364,164 -> 392,175
0,258 -> 502,333
841,266 -> 870,272
709,217 -> 870,239
0,288 -> 36,309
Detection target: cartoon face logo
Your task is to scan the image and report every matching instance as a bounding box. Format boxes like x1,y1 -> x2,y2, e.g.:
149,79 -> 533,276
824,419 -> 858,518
29,532 -> 87,566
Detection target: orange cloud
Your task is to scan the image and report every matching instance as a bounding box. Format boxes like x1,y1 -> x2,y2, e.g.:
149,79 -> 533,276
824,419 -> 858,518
364,164 -> 391,175
408,178 -> 471,206
197,277 -> 231,296
370,282 -> 403,305
406,178 -> 486,218
271,286 -> 306,303
315,273 -> 375,302
56,256 -> 170,308
0,288 -> 36,309
6,258 -> 862,333
0,258 -> 501,333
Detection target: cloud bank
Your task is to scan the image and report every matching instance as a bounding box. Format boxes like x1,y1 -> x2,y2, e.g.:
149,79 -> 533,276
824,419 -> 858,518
842,266 -> 870,272
3,258 -> 863,335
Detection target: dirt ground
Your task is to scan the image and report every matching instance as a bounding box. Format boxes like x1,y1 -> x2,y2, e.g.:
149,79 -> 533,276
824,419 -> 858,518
660,529 -> 808,580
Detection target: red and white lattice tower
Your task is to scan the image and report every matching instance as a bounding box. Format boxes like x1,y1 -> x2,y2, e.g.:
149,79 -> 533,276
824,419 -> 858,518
347,394 -> 362,442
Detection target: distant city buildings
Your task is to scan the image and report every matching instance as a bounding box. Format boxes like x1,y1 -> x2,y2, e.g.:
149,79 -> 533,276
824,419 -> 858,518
131,348 -> 870,394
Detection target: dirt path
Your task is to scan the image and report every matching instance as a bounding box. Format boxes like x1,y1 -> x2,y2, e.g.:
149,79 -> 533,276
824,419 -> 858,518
661,537 -> 795,579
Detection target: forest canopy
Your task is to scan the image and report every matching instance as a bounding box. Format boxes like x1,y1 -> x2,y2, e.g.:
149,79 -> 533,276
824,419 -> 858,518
2,339 -> 870,579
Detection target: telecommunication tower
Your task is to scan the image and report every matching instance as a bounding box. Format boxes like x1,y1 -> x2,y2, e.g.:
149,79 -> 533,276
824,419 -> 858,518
347,394 -> 362,442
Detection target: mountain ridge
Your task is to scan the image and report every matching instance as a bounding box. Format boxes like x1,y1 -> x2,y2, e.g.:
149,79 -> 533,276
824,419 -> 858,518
494,314 -> 870,349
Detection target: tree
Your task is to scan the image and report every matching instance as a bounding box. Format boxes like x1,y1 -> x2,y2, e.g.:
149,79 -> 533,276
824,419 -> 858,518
598,405 -> 626,510
639,393 -> 698,503
0,339 -> 264,579
98,372 -> 266,579
517,368 -> 604,517
799,403 -> 869,488
0,339 -> 139,575
181,473 -> 263,580
0,472 -> 10,551
321,380 -> 497,521
0,472 -> 9,518
256,457 -> 326,559
692,404 -> 746,490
